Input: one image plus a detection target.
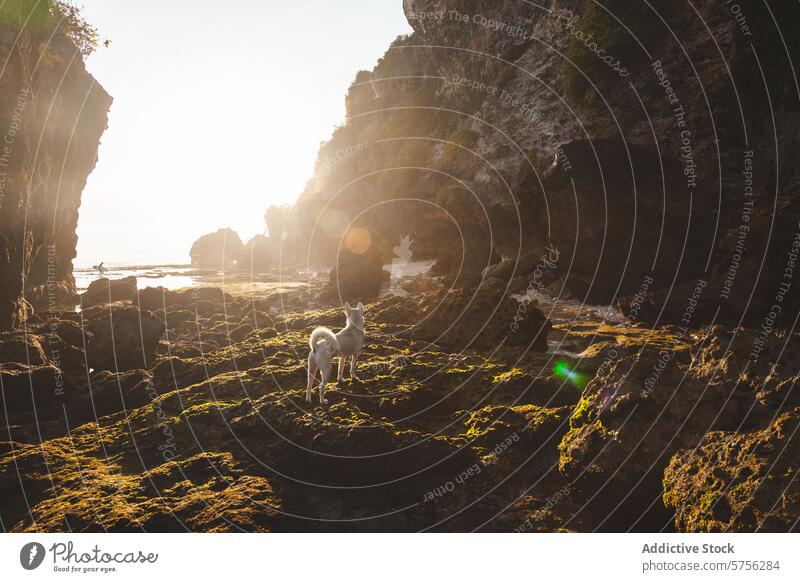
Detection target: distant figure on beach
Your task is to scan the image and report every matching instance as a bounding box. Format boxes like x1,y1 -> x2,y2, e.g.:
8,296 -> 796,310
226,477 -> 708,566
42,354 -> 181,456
92,261 -> 105,277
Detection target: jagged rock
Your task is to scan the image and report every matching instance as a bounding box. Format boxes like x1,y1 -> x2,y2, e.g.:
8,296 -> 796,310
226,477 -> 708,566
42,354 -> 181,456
688,325 -> 800,426
413,279 -> 551,352
0,333 -> 48,365
481,258 -> 516,282
664,409 -> 800,532
556,340 -> 749,527
80,276 -> 138,309
294,0 -> 800,311
83,302 -> 165,371
189,228 -> 243,272
19,319 -> 90,377
43,319 -> 86,349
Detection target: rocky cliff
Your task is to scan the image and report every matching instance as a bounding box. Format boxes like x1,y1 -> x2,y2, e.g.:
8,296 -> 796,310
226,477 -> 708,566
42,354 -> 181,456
0,4 -> 111,330
296,0 -> 800,321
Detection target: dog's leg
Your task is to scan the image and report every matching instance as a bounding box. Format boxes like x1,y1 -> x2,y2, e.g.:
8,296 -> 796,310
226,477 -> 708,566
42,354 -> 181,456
319,363 -> 330,405
337,356 -> 345,382
306,356 -> 318,404
350,352 -> 360,381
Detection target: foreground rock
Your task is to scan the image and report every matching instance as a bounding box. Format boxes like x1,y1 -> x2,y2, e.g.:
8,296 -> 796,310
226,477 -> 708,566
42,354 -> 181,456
1,276 -> 798,532
80,276 -> 138,309
83,302 -> 165,371
664,409 -> 800,532
0,286 -> 571,532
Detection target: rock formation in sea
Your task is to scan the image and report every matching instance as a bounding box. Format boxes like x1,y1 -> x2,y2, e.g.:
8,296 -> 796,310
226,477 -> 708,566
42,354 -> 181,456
189,228 -> 273,274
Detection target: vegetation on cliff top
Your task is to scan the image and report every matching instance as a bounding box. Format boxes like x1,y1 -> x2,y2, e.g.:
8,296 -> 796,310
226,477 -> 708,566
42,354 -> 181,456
0,0 -> 99,56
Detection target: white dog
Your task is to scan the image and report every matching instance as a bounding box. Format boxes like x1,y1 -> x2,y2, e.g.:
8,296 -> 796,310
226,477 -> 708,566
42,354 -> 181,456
306,302 -> 365,404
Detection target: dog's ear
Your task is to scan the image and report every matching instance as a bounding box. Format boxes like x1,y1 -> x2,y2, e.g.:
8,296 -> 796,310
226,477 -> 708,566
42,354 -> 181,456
357,302 -> 364,312
345,302 -> 352,312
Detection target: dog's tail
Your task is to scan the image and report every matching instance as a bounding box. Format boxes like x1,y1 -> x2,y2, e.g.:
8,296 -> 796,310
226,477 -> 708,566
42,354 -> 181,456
309,327 -> 339,354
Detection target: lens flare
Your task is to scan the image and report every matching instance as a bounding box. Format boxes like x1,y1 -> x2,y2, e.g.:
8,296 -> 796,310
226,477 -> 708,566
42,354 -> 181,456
553,361 -> 586,387
344,227 -> 372,255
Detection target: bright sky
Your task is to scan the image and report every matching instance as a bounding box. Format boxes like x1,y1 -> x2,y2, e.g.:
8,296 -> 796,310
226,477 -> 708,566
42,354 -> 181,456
74,0 -> 411,267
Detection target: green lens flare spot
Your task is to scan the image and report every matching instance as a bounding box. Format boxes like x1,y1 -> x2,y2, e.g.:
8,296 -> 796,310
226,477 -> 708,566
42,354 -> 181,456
553,360 -> 586,388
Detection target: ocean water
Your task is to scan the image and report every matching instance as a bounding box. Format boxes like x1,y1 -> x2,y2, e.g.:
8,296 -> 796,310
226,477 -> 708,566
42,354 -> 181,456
74,260 -> 437,294
74,265 -> 198,292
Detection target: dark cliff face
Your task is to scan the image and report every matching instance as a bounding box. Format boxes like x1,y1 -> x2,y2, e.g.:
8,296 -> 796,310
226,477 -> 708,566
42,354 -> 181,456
0,19 -> 111,330
296,0 -> 800,320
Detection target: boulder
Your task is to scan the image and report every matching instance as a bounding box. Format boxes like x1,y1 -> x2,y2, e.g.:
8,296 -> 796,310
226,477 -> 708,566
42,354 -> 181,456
80,276 -> 138,309
83,302 -> 165,371
137,286 -> 168,311
320,247 -> 387,303
429,226 -> 499,289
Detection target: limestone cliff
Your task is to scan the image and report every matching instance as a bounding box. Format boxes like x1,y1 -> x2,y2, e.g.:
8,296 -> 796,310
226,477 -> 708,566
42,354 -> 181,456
0,4 -> 111,330
296,0 -> 800,322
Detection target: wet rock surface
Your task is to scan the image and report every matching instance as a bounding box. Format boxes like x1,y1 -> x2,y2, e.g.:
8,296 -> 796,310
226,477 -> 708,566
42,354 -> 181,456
1,272 -> 796,532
